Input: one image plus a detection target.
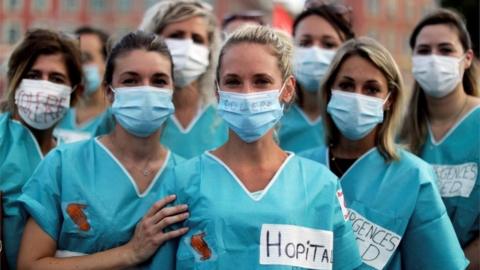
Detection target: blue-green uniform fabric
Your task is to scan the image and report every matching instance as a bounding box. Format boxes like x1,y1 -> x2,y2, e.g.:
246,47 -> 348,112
160,105 -> 228,159
18,138 -> 184,256
278,105 -> 324,153
420,106 -> 480,247
149,153 -> 362,269
0,112 -> 43,270
300,146 -> 468,270
54,108 -> 115,144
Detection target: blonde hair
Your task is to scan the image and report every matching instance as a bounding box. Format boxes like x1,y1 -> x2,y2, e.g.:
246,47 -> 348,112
320,37 -> 405,161
217,25 -> 294,84
401,9 -> 479,154
139,0 -> 219,105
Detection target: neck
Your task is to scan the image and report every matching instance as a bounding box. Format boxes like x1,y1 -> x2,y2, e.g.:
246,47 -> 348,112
79,87 -> 109,109
299,88 -> 321,118
333,130 -> 377,159
173,82 -> 201,111
425,84 -> 468,123
218,130 -> 285,165
12,111 -> 55,155
109,124 -> 162,161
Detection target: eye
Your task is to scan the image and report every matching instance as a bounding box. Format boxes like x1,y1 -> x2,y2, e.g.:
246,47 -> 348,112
152,78 -> 168,87
192,34 -> 206,45
254,78 -> 272,87
439,47 -> 454,55
365,86 -> 381,95
415,47 -> 431,55
121,78 -> 138,85
168,33 -> 184,39
224,78 -> 241,86
299,39 -> 313,47
24,72 -> 41,80
338,81 -> 354,91
322,41 -> 339,49
50,75 -> 67,85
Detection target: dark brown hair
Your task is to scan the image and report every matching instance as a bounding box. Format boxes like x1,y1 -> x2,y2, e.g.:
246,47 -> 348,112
103,31 -> 173,85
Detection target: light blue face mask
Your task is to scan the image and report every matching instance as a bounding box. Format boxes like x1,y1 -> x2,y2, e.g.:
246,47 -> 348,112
83,65 -> 102,96
294,47 -> 336,93
327,90 -> 390,141
111,86 -> 175,137
217,85 -> 285,143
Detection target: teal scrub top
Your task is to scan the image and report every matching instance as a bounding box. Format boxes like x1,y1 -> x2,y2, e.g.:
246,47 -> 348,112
278,105 -> 325,153
420,105 -> 480,247
149,152 -> 362,270
0,112 -> 43,270
18,138 -> 184,256
54,108 -> 114,144
300,146 -> 468,270
160,105 -> 228,159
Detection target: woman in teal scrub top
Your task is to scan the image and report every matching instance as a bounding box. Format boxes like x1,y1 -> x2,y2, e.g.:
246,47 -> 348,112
278,4 -> 354,153
17,31 -> 188,269
0,29 -> 83,270
139,0 -> 228,158
402,9 -> 480,269
301,37 -> 468,269
149,25 -> 362,270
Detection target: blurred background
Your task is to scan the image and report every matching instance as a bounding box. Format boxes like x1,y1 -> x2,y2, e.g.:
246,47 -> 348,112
0,0 -> 478,96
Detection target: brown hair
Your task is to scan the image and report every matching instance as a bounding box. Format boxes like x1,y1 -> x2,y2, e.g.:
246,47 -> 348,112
104,31 -> 173,85
321,37 -> 405,161
402,8 -> 479,154
1,28 -> 83,113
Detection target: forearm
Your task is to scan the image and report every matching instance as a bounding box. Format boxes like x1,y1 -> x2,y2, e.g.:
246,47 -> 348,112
465,236 -> 479,270
19,244 -> 137,270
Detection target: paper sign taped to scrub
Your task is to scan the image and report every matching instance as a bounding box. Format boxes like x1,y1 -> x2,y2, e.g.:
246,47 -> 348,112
260,224 -> 333,270
347,209 -> 401,270
432,163 -> 477,198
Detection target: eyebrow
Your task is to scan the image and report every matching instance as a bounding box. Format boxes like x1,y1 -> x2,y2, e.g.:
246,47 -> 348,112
29,69 -> 67,78
416,41 -> 454,47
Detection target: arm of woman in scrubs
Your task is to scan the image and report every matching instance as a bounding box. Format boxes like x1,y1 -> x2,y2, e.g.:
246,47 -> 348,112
17,195 -> 188,270
465,237 -> 479,270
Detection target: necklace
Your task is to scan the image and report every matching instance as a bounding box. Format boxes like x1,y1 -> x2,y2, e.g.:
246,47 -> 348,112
108,135 -> 157,177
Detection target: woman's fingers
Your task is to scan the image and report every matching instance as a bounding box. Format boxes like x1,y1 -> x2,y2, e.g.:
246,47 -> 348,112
153,212 -> 189,233
145,195 -> 177,218
159,227 -> 189,243
150,204 -> 188,225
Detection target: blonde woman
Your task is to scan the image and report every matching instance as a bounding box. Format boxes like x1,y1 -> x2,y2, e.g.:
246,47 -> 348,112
139,0 -> 227,158
301,37 -> 467,269
148,25 -> 362,269
402,9 -> 480,269
0,29 -> 83,269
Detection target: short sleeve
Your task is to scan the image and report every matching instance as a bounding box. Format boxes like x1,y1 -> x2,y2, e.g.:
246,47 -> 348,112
401,172 -> 469,269
18,150 -> 63,241
332,181 -> 363,270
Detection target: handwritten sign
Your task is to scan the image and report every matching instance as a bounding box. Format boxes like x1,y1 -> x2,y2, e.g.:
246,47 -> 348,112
260,224 -> 333,270
348,209 -> 401,270
432,163 -> 477,198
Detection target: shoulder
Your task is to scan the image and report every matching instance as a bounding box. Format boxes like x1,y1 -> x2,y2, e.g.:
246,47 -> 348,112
393,147 -> 436,184
298,145 -> 328,164
292,154 -> 338,185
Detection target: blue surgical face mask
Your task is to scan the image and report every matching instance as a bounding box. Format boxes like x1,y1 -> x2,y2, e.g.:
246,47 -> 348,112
327,90 -> 390,141
111,86 -> 175,137
83,64 -> 102,96
294,46 -> 336,93
217,85 -> 285,143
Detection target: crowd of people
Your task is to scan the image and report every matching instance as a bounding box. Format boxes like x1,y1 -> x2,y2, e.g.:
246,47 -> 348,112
0,0 -> 478,269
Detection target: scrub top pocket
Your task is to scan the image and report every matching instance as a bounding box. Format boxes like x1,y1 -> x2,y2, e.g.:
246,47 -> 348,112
61,201 -> 98,238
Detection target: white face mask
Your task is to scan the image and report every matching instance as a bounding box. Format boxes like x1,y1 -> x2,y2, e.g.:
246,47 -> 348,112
293,46 -> 336,93
165,38 -> 210,88
15,79 -> 72,130
412,55 -> 464,98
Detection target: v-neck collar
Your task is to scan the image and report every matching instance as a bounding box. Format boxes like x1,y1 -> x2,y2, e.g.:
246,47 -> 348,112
294,105 -> 322,126
326,147 -> 377,181
427,105 -> 480,146
95,137 -> 171,198
11,118 -> 44,159
205,151 -> 295,202
170,105 -> 208,134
